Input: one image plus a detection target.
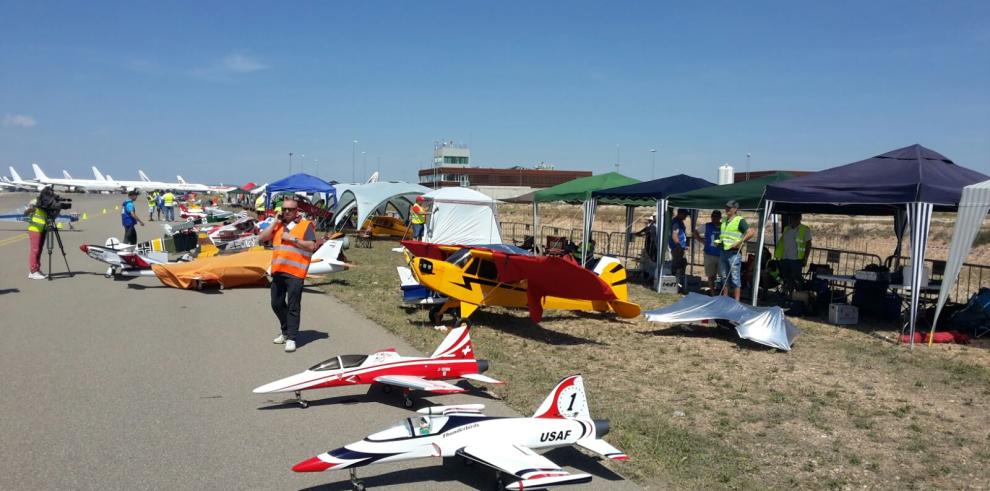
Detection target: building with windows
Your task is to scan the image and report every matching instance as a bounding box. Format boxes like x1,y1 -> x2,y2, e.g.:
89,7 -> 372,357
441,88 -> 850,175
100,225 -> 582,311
419,142 -> 592,197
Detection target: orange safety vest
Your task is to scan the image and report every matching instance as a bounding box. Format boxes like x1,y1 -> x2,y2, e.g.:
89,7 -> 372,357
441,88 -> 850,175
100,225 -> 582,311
271,219 -> 313,279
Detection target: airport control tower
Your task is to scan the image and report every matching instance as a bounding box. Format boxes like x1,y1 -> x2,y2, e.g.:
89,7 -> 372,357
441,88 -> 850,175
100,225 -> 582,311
433,141 -> 470,167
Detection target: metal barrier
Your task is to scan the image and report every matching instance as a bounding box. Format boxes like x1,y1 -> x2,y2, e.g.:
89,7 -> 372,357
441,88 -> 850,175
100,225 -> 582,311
883,255 -> 990,304
803,247 -> 884,277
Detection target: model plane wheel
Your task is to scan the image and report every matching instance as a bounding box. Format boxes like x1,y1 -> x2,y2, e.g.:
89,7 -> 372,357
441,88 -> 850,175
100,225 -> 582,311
352,482 -> 365,491
381,384 -> 392,394
298,400 -> 309,409
428,305 -> 443,325
403,397 -> 414,408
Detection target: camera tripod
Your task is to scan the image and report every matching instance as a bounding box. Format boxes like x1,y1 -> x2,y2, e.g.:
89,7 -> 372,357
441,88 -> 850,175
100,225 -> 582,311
43,216 -> 72,280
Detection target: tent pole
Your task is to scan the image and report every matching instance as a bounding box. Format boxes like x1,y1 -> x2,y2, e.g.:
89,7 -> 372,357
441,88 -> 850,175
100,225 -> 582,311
533,200 -> 540,253
655,199 -> 667,292
906,202 -> 933,349
689,209 -> 699,285
752,201 -> 773,305
623,205 -> 634,267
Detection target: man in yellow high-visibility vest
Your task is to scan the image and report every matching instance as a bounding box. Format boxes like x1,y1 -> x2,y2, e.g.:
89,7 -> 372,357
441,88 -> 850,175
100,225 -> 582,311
717,200 -> 756,301
774,214 -> 812,293
409,195 -> 428,240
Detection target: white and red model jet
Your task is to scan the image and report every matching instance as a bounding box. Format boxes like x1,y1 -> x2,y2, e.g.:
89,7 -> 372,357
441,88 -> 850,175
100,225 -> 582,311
253,326 -> 502,408
292,374 -> 627,490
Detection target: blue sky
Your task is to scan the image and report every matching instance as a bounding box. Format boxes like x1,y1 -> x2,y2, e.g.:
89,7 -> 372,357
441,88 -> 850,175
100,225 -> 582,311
1,1 -> 988,185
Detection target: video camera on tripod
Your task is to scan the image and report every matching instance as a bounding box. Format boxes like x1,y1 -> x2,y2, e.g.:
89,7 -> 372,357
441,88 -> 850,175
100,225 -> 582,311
37,189 -> 72,216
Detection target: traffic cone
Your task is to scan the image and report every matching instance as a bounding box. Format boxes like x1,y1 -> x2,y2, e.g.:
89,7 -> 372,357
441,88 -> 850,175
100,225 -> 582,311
102,208 -> 107,214
82,213 -> 89,220
114,205 -> 119,210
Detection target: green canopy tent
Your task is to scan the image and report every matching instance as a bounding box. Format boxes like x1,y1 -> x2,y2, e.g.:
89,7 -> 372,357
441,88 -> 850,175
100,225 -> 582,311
667,172 -> 794,300
667,172 -> 794,211
529,172 -> 640,254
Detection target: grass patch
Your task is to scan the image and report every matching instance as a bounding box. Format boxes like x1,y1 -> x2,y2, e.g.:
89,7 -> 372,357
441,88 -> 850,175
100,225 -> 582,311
317,238 -> 990,490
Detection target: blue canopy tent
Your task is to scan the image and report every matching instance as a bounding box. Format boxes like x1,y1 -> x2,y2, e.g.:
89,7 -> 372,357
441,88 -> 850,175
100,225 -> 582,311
589,174 -> 716,291
756,144 -> 988,346
265,173 -> 337,208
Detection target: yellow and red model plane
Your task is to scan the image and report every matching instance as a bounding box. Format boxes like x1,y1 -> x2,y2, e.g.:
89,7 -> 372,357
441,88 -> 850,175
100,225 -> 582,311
401,240 -> 640,324
361,215 -> 409,238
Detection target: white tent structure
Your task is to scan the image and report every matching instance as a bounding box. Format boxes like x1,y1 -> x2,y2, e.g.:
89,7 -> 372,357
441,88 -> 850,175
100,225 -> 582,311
332,182 -> 431,230
930,179 -> 990,341
423,187 -> 502,245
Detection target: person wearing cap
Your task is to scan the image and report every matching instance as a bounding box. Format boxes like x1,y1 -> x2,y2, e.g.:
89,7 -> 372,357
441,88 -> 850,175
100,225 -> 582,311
693,209 -> 722,294
718,200 -> 755,301
409,195 -> 429,240
635,215 -> 658,284
121,189 -> 145,245
669,208 -> 690,292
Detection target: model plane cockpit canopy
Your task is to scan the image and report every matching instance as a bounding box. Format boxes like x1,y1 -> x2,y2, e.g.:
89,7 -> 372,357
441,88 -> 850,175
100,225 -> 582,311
309,354 -> 369,371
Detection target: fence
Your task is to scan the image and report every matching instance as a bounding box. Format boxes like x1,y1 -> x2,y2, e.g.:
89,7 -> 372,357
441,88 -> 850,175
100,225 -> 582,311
882,255 -> 990,304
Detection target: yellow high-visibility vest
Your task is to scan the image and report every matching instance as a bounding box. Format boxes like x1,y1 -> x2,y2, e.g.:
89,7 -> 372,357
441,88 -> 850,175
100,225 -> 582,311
720,216 -> 744,251
774,224 -> 810,260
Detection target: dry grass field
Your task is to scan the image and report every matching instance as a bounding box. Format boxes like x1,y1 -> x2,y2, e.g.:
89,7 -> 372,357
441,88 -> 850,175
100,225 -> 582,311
319,238 -> 990,490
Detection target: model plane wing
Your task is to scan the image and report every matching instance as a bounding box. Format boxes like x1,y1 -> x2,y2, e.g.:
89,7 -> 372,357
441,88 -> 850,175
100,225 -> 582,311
460,373 -> 504,384
456,444 -> 591,489
373,375 -> 467,394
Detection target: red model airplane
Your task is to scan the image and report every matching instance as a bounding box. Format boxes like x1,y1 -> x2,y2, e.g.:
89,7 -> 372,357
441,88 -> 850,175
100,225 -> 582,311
253,326 -> 502,408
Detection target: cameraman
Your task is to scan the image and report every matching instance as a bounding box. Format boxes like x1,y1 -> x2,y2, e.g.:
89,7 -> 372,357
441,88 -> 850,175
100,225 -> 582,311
121,189 -> 145,244
24,187 -> 54,280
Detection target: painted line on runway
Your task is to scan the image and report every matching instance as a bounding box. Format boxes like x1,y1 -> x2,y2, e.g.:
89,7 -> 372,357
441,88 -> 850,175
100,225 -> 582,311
0,234 -> 28,247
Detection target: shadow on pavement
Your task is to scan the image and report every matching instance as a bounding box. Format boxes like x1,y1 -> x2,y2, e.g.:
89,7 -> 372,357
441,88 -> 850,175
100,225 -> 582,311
0,288 -> 20,294
257,381 -> 498,411
295,329 -> 329,348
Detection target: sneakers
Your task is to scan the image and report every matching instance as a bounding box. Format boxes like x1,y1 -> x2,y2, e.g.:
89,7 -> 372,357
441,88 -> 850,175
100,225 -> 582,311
27,272 -> 46,280
272,334 -> 286,344
284,340 -> 296,353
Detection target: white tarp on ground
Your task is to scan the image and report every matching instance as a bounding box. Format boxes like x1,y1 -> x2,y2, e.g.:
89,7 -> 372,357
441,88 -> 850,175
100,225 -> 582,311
932,179 -> 990,335
423,187 -> 502,245
332,182 -> 431,229
644,293 -> 800,350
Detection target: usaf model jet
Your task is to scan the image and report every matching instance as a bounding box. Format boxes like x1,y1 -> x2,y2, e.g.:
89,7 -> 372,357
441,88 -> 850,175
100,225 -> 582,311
254,325 -> 501,408
292,374 -> 627,490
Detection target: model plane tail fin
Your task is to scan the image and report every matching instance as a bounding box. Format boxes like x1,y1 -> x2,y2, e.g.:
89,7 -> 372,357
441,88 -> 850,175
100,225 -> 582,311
593,256 -> 630,301
429,325 -> 475,360
532,374 -> 590,419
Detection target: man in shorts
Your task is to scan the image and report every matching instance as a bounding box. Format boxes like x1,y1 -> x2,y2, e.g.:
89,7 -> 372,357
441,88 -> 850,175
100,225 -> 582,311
718,200 -> 755,302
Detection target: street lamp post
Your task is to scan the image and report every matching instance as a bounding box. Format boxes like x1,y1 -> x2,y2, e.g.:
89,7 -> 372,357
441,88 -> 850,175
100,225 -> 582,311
361,151 -> 367,181
615,144 -> 621,172
650,148 -> 657,179
351,140 -> 358,183
288,152 -> 293,174
746,153 -> 751,181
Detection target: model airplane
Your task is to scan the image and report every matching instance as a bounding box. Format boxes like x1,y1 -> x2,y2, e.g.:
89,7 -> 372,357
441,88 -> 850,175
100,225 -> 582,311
401,241 -> 640,325
80,238 -> 171,278
254,325 -> 501,408
293,374 -> 627,490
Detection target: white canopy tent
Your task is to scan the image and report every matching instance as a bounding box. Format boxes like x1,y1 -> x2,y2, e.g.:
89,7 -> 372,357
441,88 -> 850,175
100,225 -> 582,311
423,187 -> 502,245
930,179 -> 990,341
332,182 -> 431,230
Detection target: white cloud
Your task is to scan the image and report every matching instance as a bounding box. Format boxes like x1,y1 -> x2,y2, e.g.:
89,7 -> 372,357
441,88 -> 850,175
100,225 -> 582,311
191,52 -> 269,80
221,53 -> 268,73
2,114 -> 37,128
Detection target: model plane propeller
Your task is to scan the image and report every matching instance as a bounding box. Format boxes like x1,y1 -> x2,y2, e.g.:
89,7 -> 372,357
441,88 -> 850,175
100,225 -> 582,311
293,374 -> 627,490
253,326 -> 502,408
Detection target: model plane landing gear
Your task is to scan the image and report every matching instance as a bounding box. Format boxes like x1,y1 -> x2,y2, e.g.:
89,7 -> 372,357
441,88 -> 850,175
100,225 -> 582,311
349,468 -> 365,491
403,388 -> 414,408
381,384 -> 392,394
294,390 -> 308,408
491,470 -> 505,491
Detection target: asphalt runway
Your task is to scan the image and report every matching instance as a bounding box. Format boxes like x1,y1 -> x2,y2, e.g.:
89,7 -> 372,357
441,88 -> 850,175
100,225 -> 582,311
0,192 -> 638,490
